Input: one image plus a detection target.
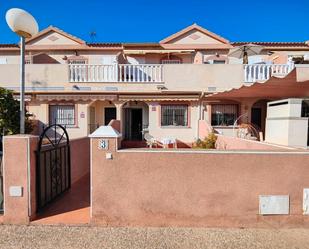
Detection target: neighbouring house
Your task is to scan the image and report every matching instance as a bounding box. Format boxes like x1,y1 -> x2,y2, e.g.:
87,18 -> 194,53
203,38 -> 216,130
1,23 -> 309,148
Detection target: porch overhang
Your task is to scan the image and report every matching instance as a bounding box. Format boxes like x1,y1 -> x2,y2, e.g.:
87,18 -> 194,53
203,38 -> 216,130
206,70 -> 309,100
35,94 -> 118,101
123,49 -> 194,55
118,94 -> 200,102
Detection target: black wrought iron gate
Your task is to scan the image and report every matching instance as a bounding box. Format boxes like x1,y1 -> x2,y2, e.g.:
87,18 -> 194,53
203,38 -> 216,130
36,124 -> 71,211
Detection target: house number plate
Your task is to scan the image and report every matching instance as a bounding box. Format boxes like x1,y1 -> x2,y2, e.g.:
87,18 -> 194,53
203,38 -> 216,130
98,139 -> 109,150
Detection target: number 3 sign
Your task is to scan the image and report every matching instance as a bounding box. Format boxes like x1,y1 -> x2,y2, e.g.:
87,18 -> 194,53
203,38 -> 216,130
98,139 -> 109,150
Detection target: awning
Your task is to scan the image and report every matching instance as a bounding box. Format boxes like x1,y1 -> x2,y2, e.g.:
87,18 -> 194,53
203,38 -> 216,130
119,94 -> 200,102
123,49 -> 194,55
36,94 -> 117,101
207,70 -> 309,99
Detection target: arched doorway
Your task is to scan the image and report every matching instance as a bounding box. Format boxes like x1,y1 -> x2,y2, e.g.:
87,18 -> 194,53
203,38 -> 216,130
88,100 -> 117,133
251,99 -> 270,136
122,101 -> 149,140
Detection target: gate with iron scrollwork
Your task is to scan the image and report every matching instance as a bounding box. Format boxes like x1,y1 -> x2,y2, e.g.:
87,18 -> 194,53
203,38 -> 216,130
36,124 -> 71,211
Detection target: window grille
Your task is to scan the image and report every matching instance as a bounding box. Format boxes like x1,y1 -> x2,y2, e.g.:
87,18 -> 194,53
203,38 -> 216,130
161,59 -> 182,64
49,105 -> 75,126
161,105 -> 188,126
68,59 -> 86,64
211,104 -> 238,126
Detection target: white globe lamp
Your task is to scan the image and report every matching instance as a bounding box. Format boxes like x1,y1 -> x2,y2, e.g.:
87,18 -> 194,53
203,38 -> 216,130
5,8 -> 39,134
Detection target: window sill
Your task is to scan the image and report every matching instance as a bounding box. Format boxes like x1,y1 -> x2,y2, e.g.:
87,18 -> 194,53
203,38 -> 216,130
49,125 -> 79,129
65,126 -> 79,129
160,126 -> 191,129
212,126 -> 237,129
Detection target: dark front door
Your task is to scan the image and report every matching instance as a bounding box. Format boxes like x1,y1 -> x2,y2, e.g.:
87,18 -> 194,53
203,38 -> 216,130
251,108 -> 262,129
104,107 -> 116,125
131,109 -> 143,140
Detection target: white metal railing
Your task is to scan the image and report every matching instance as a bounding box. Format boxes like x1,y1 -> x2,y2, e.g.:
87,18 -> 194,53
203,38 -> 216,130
244,64 -> 294,83
69,64 -> 163,83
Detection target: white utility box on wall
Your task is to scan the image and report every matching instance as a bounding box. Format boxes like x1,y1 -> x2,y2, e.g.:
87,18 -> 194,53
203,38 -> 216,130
303,189 -> 309,215
259,195 -> 290,215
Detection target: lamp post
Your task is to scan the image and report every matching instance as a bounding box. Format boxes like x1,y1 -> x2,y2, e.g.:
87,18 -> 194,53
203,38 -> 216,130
5,8 -> 38,134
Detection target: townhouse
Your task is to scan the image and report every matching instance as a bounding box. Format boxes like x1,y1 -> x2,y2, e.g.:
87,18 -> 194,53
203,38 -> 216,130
0,23 -> 309,147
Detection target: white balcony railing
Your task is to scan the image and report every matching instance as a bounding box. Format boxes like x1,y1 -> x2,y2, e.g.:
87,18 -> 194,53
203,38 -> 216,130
69,64 -> 163,83
244,64 -> 294,83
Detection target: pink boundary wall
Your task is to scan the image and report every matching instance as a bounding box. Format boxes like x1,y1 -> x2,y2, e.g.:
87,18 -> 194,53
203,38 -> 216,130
70,137 -> 90,183
215,135 -> 287,151
2,135 -> 90,224
3,135 -> 38,224
198,120 -> 285,151
91,136 -> 309,228
108,119 -> 121,133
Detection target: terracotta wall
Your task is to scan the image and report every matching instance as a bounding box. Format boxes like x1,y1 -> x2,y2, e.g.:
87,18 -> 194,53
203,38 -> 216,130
3,135 -> 38,224
91,137 -> 309,227
70,137 -> 90,183
215,134 -> 288,151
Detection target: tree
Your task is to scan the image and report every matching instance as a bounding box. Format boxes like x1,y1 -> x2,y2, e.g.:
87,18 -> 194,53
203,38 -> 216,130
0,87 -> 33,135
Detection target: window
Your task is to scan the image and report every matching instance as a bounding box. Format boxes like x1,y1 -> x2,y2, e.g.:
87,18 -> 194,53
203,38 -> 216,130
160,55 -> 182,64
212,60 -> 226,64
161,105 -> 188,126
161,59 -> 182,64
211,104 -> 238,126
68,59 -> 86,64
49,105 -> 75,126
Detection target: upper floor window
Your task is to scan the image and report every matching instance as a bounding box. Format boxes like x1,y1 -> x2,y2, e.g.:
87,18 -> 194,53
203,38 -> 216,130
0,57 -> 7,64
49,105 -> 75,126
161,59 -> 182,64
160,55 -> 182,64
204,54 -> 227,64
67,55 -> 87,64
210,60 -> 226,64
161,105 -> 188,126
211,104 -> 238,126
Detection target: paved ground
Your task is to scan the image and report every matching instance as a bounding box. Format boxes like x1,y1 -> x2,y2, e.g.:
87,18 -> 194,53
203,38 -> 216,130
0,225 -> 309,249
32,174 -> 90,225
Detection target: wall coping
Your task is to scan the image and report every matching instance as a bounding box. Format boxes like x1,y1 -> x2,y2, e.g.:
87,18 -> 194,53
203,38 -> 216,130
117,148 -> 309,155
88,126 -> 121,138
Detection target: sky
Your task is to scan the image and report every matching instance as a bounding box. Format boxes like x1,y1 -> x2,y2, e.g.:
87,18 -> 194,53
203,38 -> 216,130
0,0 -> 308,44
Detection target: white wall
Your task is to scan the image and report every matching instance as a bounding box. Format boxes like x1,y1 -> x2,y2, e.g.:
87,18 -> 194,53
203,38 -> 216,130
265,98 -> 308,148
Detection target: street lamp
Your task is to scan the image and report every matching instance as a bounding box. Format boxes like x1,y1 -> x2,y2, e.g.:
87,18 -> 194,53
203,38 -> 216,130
5,8 -> 38,134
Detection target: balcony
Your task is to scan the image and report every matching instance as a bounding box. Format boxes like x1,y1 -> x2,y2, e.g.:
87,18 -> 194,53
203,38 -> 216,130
0,63 -> 301,94
244,64 -> 294,83
69,64 -> 164,83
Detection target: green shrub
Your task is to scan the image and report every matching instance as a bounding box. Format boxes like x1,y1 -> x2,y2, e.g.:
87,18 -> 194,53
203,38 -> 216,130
193,132 -> 217,149
0,87 -> 33,135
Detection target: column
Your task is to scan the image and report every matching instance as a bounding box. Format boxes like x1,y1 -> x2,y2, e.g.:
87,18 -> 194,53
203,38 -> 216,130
3,135 -> 39,224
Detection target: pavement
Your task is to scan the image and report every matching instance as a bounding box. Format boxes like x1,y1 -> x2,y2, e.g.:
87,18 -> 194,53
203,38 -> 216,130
32,174 -> 90,225
0,225 -> 309,249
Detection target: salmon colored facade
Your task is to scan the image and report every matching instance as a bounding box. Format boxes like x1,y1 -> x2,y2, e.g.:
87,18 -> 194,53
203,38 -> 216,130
0,24 -> 309,147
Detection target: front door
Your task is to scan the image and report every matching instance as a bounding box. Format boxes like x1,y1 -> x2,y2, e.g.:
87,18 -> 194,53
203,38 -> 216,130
131,109 -> 143,140
104,107 -> 116,125
124,108 -> 143,140
251,107 -> 262,129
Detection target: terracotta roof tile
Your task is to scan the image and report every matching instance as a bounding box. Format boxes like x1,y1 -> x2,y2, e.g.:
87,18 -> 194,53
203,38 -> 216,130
232,42 -> 308,47
86,43 -> 122,47
0,44 -> 19,48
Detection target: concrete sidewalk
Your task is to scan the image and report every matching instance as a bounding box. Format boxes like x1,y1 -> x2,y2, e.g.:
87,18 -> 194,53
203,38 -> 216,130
0,225 -> 309,249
